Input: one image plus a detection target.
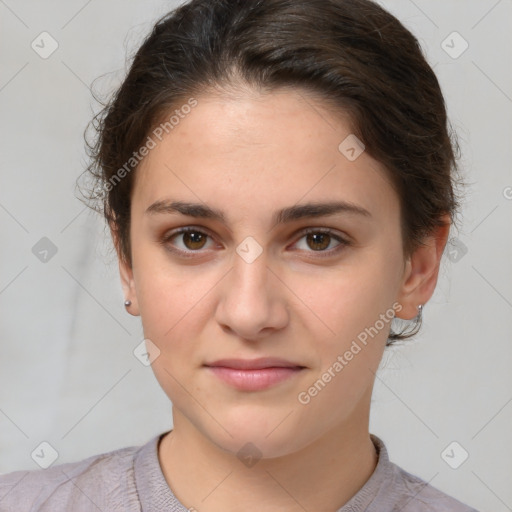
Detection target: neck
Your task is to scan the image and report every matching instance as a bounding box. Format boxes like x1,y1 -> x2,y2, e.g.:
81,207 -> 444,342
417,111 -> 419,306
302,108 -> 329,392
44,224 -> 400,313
158,405 -> 378,512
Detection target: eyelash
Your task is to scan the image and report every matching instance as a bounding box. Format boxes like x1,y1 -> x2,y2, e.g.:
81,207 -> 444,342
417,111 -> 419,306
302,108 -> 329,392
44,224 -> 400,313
160,226 -> 351,259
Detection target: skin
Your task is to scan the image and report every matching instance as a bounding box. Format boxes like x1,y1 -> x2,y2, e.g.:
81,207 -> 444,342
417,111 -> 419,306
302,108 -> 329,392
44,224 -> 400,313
116,85 -> 450,512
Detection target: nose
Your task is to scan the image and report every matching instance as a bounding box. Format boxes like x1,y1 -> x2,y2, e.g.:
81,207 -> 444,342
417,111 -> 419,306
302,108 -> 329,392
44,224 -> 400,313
214,247 -> 289,341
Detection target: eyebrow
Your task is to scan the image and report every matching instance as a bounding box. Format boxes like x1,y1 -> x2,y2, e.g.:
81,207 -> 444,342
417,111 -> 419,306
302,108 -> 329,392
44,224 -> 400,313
145,199 -> 371,225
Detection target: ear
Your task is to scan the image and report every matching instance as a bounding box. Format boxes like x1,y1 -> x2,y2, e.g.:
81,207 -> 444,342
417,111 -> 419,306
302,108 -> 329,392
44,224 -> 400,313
111,224 -> 140,316
395,216 -> 451,320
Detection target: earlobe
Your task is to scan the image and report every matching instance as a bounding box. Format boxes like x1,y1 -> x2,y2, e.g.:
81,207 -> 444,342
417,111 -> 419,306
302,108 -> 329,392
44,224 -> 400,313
111,222 -> 140,316
396,219 -> 450,320
118,255 -> 140,316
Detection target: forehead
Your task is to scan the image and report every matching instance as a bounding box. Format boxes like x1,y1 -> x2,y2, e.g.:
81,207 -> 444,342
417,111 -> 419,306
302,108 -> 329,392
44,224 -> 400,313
132,88 -> 398,224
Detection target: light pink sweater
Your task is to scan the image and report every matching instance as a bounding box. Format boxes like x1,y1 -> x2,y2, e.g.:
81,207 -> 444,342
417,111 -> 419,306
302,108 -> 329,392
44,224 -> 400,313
0,431 -> 479,511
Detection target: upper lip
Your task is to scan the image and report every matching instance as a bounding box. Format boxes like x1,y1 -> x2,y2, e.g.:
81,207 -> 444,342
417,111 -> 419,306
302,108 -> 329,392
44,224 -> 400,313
204,357 -> 305,370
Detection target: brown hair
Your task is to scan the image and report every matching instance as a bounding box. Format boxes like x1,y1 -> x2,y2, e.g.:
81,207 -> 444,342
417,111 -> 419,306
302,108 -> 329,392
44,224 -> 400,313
81,0 -> 460,344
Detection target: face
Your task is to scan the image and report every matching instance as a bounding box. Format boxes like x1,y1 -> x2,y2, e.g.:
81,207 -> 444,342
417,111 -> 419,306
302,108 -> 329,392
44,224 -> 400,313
119,86 -> 437,458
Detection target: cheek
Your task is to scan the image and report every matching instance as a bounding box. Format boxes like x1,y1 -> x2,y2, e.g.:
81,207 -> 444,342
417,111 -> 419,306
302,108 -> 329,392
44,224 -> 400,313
132,244 -> 190,337
133,258 -> 217,404
136,265 -> 213,344
302,251 -> 403,385
305,256 -> 402,341
292,273 -> 399,428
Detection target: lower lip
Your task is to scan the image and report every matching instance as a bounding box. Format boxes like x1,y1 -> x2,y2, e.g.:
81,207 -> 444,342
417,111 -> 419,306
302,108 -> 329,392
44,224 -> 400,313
205,366 -> 304,391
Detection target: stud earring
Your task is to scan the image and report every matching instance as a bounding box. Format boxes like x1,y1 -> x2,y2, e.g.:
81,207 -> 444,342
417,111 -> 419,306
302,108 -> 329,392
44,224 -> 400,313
124,300 -> 132,308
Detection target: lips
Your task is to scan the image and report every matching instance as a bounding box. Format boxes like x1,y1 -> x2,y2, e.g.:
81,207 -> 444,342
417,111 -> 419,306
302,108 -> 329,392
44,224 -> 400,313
204,358 -> 306,391
204,357 -> 305,370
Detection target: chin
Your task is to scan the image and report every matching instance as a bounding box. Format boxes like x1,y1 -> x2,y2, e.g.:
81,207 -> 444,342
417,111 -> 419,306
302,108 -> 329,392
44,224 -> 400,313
197,410 -> 309,460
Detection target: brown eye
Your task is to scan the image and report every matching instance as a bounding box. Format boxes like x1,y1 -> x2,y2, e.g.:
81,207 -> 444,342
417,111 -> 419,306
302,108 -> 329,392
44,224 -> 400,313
162,227 -> 215,257
306,232 -> 331,251
292,228 -> 350,257
182,231 -> 208,250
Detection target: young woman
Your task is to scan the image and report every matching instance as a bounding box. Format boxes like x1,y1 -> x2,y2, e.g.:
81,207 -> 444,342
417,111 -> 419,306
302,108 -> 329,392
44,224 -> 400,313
0,0 -> 480,510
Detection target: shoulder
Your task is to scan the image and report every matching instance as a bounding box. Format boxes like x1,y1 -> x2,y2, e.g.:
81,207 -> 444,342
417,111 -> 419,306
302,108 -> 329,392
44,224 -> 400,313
386,461 -> 479,512
0,443 -> 142,512
361,435 -> 480,512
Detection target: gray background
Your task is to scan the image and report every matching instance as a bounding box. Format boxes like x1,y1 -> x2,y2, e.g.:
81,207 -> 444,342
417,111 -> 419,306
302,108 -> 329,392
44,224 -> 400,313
0,1 -> 511,511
